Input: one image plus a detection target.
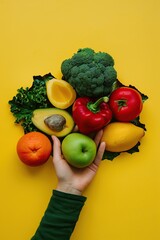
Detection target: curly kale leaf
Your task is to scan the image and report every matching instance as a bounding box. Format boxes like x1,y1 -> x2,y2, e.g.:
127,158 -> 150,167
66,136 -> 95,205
131,116 -> 147,131
128,84 -> 148,103
102,151 -> 120,161
102,142 -> 141,161
8,73 -> 54,133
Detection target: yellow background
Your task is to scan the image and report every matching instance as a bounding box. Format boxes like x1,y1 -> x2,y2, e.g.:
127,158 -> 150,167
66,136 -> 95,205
1,0 -> 160,239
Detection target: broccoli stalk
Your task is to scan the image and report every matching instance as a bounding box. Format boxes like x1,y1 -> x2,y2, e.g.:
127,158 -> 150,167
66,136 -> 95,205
61,48 -> 117,97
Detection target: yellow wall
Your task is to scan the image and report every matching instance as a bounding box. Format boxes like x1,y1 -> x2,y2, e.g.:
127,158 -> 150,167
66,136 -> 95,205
1,0 -> 159,239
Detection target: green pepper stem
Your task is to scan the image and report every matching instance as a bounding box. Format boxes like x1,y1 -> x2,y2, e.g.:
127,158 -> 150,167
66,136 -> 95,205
87,96 -> 109,113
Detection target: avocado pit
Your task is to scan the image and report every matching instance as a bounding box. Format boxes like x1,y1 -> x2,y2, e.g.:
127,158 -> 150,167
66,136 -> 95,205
44,114 -> 66,132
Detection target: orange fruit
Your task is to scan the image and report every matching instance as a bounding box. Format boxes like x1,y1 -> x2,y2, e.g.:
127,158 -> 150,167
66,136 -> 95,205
16,132 -> 52,166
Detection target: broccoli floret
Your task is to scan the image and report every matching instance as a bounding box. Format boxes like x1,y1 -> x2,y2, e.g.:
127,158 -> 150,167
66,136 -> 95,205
61,48 -> 117,97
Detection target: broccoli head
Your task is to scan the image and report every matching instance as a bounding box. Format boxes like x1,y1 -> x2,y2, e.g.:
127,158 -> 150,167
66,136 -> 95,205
61,48 -> 117,97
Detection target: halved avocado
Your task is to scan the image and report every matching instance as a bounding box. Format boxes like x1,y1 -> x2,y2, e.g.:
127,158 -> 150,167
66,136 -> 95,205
32,108 -> 75,137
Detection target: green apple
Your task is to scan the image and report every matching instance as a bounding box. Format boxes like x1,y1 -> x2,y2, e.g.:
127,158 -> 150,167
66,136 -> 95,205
62,133 -> 97,168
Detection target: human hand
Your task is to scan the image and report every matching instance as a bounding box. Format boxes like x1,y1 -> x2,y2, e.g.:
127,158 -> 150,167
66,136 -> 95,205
52,130 -> 106,196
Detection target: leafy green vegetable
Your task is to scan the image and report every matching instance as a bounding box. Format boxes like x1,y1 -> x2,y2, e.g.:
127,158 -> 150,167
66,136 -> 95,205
127,142 -> 140,154
128,84 -> 148,103
102,142 -> 141,161
8,73 -> 54,133
102,151 -> 120,161
61,48 -> 117,97
131,116 -> 146,131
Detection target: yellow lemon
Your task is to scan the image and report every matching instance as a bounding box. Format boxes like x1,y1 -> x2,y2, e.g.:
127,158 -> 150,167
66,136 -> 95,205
101,122 -> 145,152
46,79 -> 76,109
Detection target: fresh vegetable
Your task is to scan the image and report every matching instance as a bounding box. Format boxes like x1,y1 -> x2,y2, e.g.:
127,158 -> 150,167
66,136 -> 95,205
16,132 -> 52,167
8,73 -> 54,133
32,108 -> 74,137
109,87 -> 143,122
46,79 -> 76,109
72,96 -> 112,134
61,48 -> 117,97
101,122 -> 145,152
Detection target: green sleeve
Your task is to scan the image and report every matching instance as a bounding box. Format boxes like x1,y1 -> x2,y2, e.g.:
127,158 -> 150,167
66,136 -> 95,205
31,190 -> 87,240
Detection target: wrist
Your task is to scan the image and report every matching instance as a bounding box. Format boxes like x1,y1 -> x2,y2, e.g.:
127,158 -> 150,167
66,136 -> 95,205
56,183 -> 82,196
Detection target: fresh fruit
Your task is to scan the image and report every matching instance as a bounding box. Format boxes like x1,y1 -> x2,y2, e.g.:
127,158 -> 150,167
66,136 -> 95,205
46,79 -> 76,109
32,108 -> 74,137
109,87 -> 143,121
62,133 -> 97,168
101,122 -> 145,152
16,132 -> 52,166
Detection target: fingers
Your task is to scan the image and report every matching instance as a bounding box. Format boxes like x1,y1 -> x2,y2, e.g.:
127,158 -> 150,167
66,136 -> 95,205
51,135 -> 62,163
94,129 -> 103,147
52,130 -> 105,168
72,125 -> 78,132
93,142 -> 106,166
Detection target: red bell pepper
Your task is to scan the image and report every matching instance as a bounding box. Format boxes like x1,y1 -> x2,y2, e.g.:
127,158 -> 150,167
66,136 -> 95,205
72,96 -> 112,134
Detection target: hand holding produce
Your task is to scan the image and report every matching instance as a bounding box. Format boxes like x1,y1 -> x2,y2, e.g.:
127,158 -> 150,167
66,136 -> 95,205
72,96 -> 112,134
62,133 -> 97,168
52,130 -> 105,194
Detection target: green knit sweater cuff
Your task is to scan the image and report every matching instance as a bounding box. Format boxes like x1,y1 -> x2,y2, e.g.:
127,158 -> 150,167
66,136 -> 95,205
53,189 -> 87,202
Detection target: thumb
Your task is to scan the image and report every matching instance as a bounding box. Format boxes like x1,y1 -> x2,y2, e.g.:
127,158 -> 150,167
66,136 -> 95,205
51,135 -> 62,163
93,142 -> 106,167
